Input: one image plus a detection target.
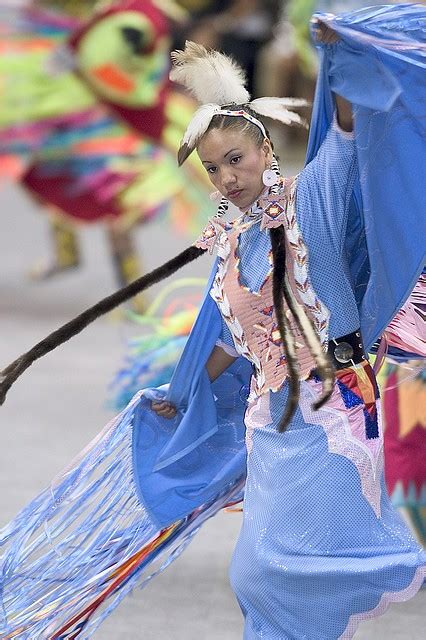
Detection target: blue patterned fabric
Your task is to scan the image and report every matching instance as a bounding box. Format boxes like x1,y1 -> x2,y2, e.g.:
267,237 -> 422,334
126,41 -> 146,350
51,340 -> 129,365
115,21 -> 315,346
230,398 -> 422,639
223,126 -> 425,640
307,4 -> 426,349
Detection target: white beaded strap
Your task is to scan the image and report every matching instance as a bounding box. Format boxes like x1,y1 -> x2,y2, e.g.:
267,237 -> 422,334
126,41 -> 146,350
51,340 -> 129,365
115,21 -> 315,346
218,109 -> 267,138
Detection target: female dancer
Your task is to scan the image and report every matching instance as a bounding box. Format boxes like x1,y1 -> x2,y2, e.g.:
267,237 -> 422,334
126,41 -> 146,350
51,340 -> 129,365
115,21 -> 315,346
0,4 -> 425,639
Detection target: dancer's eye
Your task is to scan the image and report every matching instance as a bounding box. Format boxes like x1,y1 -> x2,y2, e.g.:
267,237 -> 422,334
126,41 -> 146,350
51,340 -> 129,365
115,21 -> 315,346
230,156 -> 241,164
207,166 -> 217,174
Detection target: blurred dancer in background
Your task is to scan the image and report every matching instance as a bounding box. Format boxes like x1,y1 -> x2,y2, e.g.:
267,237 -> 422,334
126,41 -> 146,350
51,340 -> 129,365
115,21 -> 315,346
378,273 -> 426,546
0,0 -> 212,301
175,0 -> 280,97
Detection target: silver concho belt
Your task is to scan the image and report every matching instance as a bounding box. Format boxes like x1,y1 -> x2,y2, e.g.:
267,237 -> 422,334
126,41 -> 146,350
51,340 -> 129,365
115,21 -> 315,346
327,330 -> 366,370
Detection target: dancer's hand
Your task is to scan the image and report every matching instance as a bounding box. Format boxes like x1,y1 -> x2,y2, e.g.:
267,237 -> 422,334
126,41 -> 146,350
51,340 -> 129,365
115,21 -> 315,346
311,19 -> 340,45
151,400 -> 177,419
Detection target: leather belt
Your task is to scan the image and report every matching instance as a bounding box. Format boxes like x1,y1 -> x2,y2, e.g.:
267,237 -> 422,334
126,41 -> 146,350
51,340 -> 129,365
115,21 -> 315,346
327,329 -> 366,370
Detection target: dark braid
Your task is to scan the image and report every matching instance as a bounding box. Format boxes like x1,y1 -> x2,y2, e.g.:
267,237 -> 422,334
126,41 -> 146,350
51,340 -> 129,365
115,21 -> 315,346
280,266 -> 335,411
270,227 -> 301,432
270,224 -> 336,430
0,245 -> 206,406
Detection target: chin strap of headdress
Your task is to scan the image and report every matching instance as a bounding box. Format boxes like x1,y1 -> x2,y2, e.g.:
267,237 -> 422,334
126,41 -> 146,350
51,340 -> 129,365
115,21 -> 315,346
170,41 -> 308,165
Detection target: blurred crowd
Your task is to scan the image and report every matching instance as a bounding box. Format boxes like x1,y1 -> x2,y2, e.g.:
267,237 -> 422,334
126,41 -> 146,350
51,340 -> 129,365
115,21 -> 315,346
173,0 -> 315,148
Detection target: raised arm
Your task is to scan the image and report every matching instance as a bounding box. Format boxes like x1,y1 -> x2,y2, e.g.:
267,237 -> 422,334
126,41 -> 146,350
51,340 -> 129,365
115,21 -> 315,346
312,19 -> 353,132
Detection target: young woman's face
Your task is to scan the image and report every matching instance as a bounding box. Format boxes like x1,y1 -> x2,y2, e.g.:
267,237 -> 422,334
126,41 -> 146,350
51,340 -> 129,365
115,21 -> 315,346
197,128 -> 272,210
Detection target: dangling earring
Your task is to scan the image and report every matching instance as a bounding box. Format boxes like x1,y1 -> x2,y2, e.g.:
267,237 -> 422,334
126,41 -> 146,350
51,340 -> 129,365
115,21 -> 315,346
269,155 -> 282,195
270,155 -> 281,177
262,166 -> 278,187
209,190 -> 221,201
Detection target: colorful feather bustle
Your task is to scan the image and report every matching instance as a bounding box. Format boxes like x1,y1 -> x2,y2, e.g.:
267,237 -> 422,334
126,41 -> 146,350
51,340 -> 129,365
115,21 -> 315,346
0,1 -> 212,232
0,390 -> 244,638
110,278 -> 205,408
382,271 -> 425,360
381,362 -> 426,546
0,2 -> 94,170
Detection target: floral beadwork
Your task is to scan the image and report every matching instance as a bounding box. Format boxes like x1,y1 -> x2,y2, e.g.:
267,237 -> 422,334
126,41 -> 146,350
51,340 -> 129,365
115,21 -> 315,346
194,217 -> 224,253
259,196 -> 288,230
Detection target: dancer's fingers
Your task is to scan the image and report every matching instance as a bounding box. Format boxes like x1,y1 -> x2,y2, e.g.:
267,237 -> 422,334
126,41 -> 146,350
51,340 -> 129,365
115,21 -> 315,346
151,401 -> 177,419
311,19 -> 340,44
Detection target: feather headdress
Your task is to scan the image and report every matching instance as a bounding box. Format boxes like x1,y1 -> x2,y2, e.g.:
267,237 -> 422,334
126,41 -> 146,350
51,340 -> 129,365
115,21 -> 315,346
170,41 -> 250,106
170,41 -> 308,164
250,97 -> 309,129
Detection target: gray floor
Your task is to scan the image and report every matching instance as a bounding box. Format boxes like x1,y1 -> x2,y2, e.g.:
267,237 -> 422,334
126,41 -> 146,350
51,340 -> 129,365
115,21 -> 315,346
0,181 -> 424,639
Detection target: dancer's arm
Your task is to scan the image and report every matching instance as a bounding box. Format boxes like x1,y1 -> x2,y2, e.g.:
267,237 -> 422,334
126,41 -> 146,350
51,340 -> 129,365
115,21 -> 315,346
313,19 -> 353,132
152,346 -> 237,418
206,345 -> 238,382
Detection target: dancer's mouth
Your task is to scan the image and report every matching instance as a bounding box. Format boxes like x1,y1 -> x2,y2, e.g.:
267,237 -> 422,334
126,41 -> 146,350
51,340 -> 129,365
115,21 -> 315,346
227,189 -> 243,199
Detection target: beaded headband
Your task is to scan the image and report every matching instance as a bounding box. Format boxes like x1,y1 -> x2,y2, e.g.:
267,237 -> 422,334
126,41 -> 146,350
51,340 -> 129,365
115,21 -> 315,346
218,109 -> 267,139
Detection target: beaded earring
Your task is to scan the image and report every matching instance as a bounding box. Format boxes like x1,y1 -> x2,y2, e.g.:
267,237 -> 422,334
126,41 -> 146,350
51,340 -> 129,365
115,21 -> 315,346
269,155 -> 282,195
262,154 -> 281,189
262,167 -> 278,187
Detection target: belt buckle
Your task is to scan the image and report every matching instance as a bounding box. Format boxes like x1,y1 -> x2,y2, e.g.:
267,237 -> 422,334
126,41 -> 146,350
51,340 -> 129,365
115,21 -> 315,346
331,331 -> 363,367
333,340 -> 354,364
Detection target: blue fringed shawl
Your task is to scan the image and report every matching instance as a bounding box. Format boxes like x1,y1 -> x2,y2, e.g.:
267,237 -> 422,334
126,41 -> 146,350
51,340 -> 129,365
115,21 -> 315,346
307,4 -> 426,349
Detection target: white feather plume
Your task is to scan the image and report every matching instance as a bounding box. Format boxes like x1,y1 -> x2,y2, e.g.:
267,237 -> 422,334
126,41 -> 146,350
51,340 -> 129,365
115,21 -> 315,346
182,103 -> 221,147
177,103 -> 222,164
170,41 -> 250,106
250,97 -> 309,128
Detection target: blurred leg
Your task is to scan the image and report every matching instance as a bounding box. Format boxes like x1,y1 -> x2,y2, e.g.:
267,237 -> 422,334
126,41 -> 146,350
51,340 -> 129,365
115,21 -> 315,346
107,221 -> 146,312
30,211 -> 80,280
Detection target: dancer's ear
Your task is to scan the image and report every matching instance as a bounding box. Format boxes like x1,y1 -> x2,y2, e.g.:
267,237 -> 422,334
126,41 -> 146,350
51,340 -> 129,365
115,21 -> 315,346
261,138 -> 273,165
0,245 -> 206,406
